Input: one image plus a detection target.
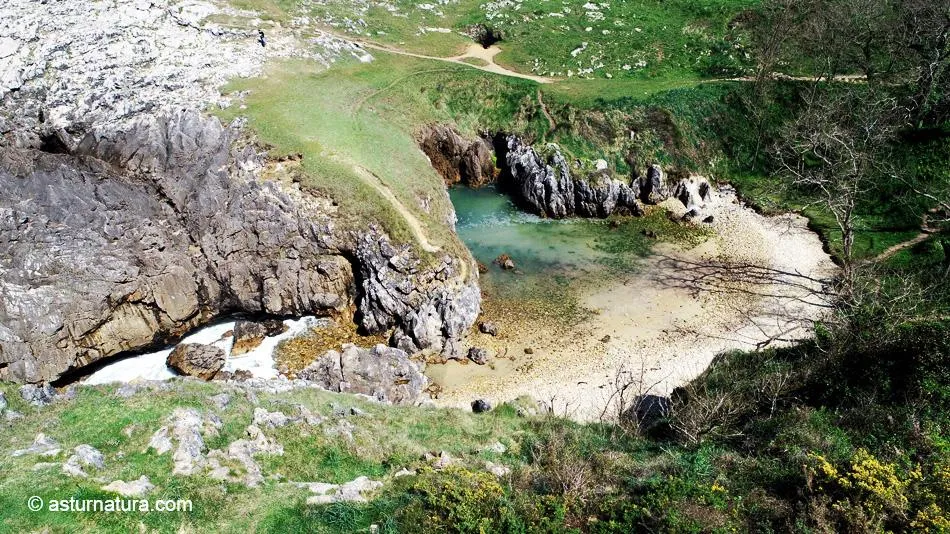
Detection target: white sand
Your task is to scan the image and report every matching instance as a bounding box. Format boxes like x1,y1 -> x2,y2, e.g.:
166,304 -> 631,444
428,188 -> 839,420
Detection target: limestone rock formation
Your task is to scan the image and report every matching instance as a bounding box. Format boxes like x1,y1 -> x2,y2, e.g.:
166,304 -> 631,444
354,229 -> 480,357
0,112 -> 353,383
166,344 -> 226,381
503,136 -> 642,218
231,320 -> 288,356
419,124 -> 496,187
637,164 -> 669,204
0,0 -> 480,385
297,344 -> 428,404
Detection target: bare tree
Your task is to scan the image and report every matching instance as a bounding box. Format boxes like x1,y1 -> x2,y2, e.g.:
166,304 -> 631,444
774,89 -> 907,286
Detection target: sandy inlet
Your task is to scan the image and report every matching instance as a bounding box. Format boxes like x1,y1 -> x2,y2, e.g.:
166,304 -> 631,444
427,187 -> 838,421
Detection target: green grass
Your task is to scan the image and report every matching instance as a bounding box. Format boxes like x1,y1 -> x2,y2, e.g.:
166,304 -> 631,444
0,381 -> 537,533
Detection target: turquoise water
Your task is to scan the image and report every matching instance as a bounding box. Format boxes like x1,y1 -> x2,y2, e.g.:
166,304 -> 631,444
450,185 -> 610,277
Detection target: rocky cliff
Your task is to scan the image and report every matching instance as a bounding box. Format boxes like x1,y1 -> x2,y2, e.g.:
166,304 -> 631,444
0,111 -> 478,384
503,136 -> 642,218
0,0 -> 480,383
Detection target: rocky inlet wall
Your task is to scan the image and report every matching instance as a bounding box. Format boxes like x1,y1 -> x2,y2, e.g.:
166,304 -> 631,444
418,124 -> 716,220
0,112 -> 479,384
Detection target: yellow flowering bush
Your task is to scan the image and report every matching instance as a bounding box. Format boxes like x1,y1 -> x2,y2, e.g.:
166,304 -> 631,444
809,450 -> 949,532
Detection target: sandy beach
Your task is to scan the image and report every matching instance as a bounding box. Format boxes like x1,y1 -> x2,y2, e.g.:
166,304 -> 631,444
427,187 -> 839,420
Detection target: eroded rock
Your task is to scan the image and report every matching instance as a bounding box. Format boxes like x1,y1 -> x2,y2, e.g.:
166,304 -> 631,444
298,344 -> 427,404
166,344 -> 225,381
504,136 -> 642,218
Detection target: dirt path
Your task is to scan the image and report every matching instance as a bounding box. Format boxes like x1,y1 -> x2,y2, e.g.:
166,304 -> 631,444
319,30 -> 553,84
351,164 -> 442,254
537,89 -> 556,134
873,232 -> 932,262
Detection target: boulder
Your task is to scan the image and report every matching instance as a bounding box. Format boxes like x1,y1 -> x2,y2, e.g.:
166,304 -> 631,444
62,444 -> 105,477
231,319 -> 288,356
638,164 -> 669,204
494,254 -> 516,270
478,321 -> 498,336
0,391 -> 6,412
19,383 -> 56,406
467,347 -> 490,365
10,433 -> 61,457
297,344 -> 428,404
304,476 -> 383,505
472,399 -> 492,413
166,343 -> 225,381
102,476 -> 155,498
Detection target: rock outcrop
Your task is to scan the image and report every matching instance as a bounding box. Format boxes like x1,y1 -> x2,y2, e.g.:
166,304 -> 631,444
166,344 -> 226,381
0,0 -> 482,385
503,136 -> 642,218
297,343 -> 428,404
354,229 -> 480,357
231,319 -> 288,356
419,125 -> 496,188
0,112 -> 354,383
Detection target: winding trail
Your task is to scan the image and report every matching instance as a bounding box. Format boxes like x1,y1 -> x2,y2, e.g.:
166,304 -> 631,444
350,164 -> 443,254
537,89 -> 556,134
874,232 -> 933,262
319,30 -> 553,84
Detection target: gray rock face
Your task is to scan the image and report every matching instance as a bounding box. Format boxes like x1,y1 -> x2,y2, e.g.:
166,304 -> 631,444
671,175 -> 715,212
354,228 -> 480,357
637,164 -> 669,204
231,319 -> 288,356
166,344 -> 225,381
0,112 -> 353,383
19,384 -> 56,406
0,0 -> 481,386
419,124 -> 495,187
298,344 -> 428,404
504,136 -> 641,218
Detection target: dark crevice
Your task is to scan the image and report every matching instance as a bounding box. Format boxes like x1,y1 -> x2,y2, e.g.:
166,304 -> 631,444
39,132 -> 71,154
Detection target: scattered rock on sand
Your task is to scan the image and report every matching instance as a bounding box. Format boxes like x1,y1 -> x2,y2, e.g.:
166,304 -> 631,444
472,399 -> 492,413
494,254 -> 516,270
20,384 -> 56,406
478,321 -> 498,336
467,347 -> 490,365
102,476 -> 154,498
231,319 -> 288,356
166,343 -> 225,381
600,335 -> 611,343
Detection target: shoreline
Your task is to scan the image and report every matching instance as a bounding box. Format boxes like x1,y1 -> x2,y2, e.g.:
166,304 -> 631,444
426,188 -> 839,421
